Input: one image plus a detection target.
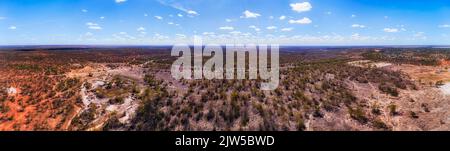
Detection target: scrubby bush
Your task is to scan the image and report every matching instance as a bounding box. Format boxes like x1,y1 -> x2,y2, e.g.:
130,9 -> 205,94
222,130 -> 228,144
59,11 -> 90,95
379,82 -> 399,97
109,97 -> 125,105
409,111 -> 419,119
372,119 -> 389,130
388,104 -> 398,116
348,107 -> 368,124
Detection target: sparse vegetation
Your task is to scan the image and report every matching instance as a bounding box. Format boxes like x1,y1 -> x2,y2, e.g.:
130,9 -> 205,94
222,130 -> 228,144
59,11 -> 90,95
0,47 -> 448,131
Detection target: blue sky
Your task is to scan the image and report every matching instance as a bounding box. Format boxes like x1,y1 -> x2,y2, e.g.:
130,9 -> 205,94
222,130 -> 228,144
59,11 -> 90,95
0,0 -> 450,45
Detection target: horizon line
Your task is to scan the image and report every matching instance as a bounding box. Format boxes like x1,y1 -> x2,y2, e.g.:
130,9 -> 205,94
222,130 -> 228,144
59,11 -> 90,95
1,44 -> 450,47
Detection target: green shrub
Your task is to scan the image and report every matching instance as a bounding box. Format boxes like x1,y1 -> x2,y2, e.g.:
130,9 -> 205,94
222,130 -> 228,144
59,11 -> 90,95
436,80 -> 445,87
297,117 -> 306,131
379,82 -> 399,97
372,119 -> 389,130
348,107 -> 368,124
388,104 -> 397,116
409,111 -> 419,119
206,109 -> 215,121
371,104 -> 381,115
109,97 -> 125,105
240,109 -> 249,127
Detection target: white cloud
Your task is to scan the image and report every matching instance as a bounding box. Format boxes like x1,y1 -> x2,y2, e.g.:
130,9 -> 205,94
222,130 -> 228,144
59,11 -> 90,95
241,32 -> 252,37
351,24 -> 366,28
325,11 -> 332,15
203,32 -> 215,35
156,0 -> 199,16
137,27 -> 146,31
219,26 -> 234,30
281,28 -> 293,31
79,32 -> 96,41
290,2 -> 312,13
266,26 -> 277,30
85,32 -> 94,36
115,0 -> 127,3
225,19 -> 233,22
9,26 -> 17,30
154,16 -> 163,20
351,33 -> 361,39
439,24 -> 450,28
176,34 -> 186,38
86,22 -> 97,26
414,32 -> 425,37
86,22 -> 102,30
0,17 -> 5,20
383,28 -> 398,33
249,25 -> 261,32
413,32 -> 427,40
289,17 -> 312,24
113,32 -> 136,40
351,14 -> 356,18
279,16 -> 286,20
348,33 -> 373,41
168,22 -> 174,25
177,14 -> 183,17
187,10 -> 199,16
229,31 -> 241,35
241,10 -> 261,18
153,33 -> 169,40
88,26 -> 102,30
81,9 -> 88,13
